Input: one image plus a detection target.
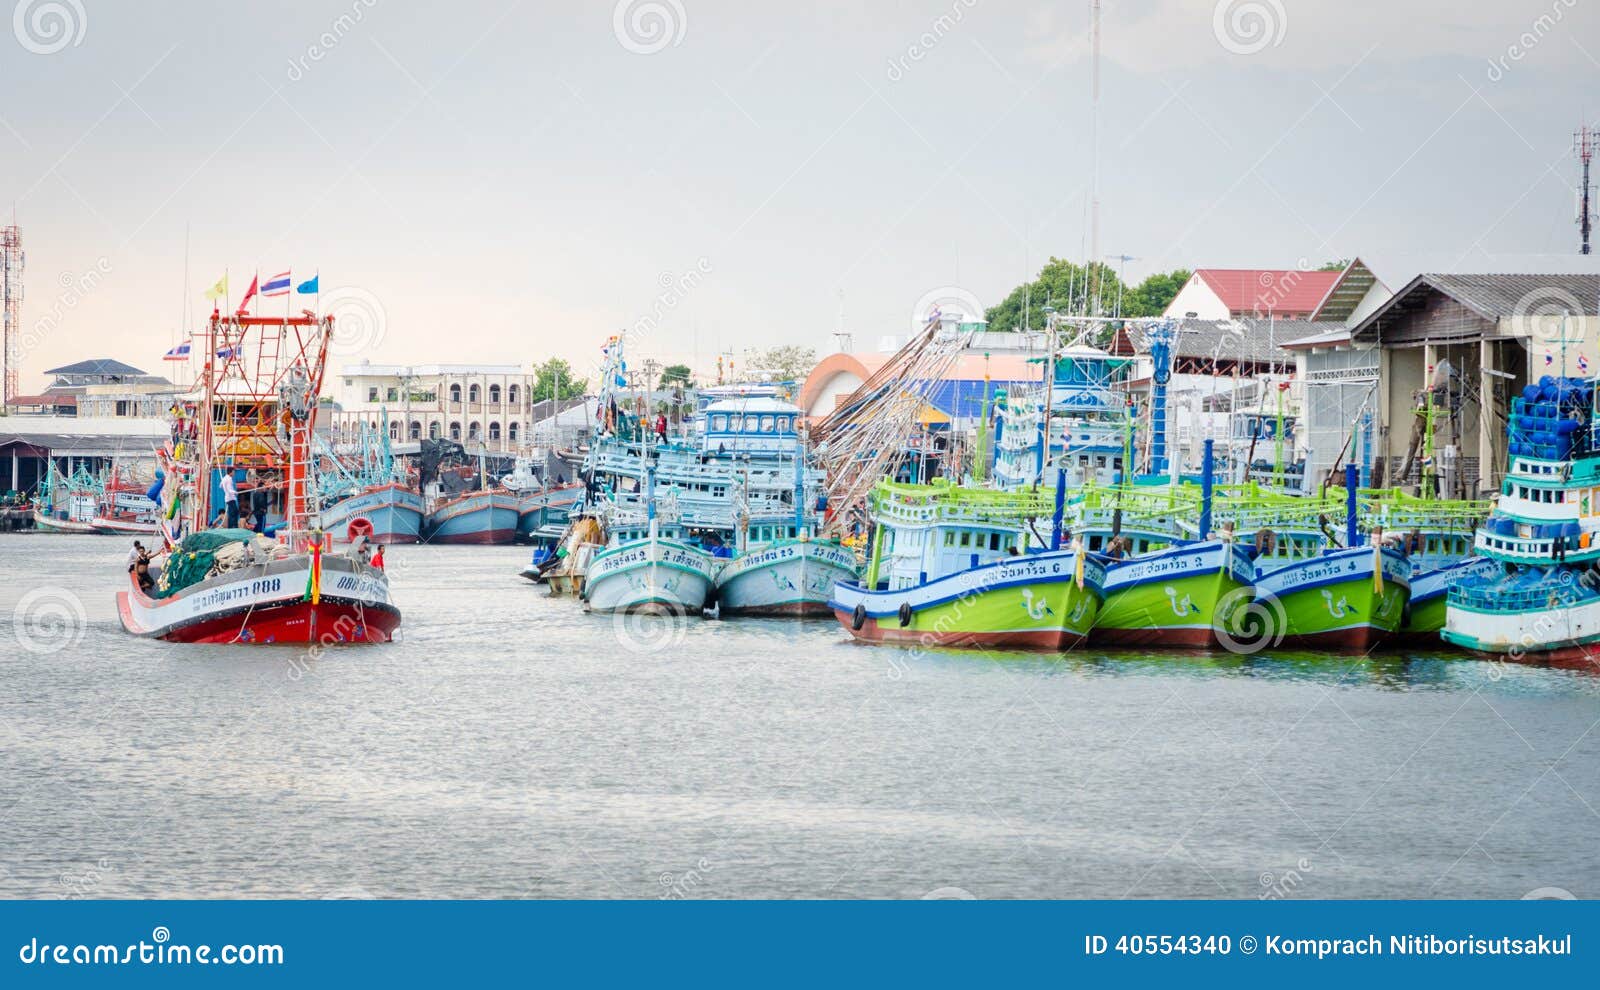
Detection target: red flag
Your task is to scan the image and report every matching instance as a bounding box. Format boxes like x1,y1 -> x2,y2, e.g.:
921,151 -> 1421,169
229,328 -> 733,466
235,274 -> 259,316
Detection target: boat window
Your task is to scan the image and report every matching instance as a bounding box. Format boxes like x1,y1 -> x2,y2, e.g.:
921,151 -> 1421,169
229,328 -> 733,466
989,533 -> 1001,551
728,415 -> 743,432
960,532 -> 971,547
944,532 -> 954,546
1089,535 -> 1102,550
760,416 -> 775,433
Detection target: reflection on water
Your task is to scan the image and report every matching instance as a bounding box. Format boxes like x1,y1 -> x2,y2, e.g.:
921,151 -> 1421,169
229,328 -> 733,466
2,535 -> 1597,900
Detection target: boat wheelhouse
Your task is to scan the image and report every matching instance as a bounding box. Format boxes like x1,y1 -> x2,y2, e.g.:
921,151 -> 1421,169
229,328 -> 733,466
1445,375 -> 1600,662
830,478 -> 1104,650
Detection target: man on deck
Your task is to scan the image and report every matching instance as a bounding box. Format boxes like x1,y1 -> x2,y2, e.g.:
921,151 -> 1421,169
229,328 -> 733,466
220,469 -> 240,528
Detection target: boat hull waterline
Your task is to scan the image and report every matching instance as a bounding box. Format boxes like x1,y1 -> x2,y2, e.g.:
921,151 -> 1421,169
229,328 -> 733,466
716,539 -> 860,617
583,536 -> 719,615
831,550 -> 1107,651
1250,546 -> 1411,651
117,556 -> 401,645
1092,539 -> 1256,649
321,483 -> 425,545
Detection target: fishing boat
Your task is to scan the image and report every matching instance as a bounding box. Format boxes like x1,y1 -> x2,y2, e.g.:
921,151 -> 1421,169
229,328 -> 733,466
320,481 -> 425,544
514,482 -> 584,541
830,479 -> 1106,649
582,471 -> 720,615
118,310 -> 401,645
1444,375 -> 1600,662
425,488 -> 520,544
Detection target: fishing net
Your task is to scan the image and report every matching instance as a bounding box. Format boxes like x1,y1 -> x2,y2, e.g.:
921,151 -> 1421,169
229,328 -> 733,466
153,528 -> 285,598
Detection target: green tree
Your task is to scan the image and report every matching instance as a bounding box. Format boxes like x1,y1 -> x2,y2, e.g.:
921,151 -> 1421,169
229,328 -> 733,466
749,346 -> 817,382
658,363 -> 695,389
1317,259 -> 1351,271
985,259 -> 1193,332
1123,269 -> 1191,318
531,358 -> 587,402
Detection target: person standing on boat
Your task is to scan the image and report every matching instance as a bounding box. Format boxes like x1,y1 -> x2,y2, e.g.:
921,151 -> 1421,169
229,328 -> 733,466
220,468 -> 240,528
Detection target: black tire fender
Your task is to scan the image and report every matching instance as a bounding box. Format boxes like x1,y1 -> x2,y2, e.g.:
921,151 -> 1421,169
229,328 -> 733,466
852,603 -> 868,631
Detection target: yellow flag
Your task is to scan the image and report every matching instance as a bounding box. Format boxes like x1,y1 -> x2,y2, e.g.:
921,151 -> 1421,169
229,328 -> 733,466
1373,542 -> 1385,595
203,275 -> 228,301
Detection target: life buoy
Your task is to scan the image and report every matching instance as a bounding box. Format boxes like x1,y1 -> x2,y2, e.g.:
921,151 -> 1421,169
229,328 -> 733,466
898,601 -> 913,627
1253,528 -> 1276,554
852,603 -> 867,631
347,516 -> 375,543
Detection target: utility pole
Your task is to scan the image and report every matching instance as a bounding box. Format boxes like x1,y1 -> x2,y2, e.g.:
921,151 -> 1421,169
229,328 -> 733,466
1577,125 -> 1596,255
1088,0 -> 1102,314
1,222 -> 22,406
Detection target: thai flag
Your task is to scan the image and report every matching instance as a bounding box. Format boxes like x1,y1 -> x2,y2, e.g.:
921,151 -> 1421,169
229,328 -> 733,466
216,345 -> 240,359
1546,352 -> 1554,366
261,271 -> 292,297
1582,355 -> 1590,374
163,342 -> 191,361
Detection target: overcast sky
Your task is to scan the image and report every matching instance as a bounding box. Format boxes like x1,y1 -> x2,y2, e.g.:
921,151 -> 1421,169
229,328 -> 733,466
4,0 -> 1600,391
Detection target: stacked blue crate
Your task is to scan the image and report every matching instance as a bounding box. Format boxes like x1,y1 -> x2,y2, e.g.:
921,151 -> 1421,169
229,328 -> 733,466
1509,375 -> 1593,461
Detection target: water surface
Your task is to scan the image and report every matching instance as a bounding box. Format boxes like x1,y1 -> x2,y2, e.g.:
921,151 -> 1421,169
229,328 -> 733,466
2,535 -> 1596,899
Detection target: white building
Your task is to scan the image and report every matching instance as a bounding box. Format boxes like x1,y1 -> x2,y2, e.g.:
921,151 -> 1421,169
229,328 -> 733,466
331,362 -> 543,452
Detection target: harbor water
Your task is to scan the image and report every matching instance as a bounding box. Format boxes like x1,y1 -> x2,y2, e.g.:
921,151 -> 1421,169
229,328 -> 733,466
2,535 -> 1597,900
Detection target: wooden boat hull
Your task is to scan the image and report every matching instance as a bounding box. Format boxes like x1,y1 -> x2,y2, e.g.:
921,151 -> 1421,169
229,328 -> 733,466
583,536 -> 717,615
322,483 -> 425,544
425,491 -> 519,545
90,515 -> 162,536
32,510 -> 99,535
1395,556 -> 1498,641
1253,546 -> 1411,651
117,555 -> 400,644
1091,540 -> 1256,649
715,539 -> 859,618
515,484 -> 584,540
830,549 -> 1106,651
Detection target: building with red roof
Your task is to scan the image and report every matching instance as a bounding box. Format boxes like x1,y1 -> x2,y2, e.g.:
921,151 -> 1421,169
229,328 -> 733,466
1163,261 -> 1389,322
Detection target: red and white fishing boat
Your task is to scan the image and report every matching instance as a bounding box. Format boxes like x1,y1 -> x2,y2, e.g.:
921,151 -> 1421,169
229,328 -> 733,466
118,310 -> 402,645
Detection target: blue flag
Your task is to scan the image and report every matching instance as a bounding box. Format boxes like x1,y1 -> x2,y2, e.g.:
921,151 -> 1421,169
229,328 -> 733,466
296,275 -> 319,294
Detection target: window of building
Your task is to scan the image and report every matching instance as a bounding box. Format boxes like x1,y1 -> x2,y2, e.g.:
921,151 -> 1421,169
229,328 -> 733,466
429,422 -> 441,440
409,420 -> 421,440
386,387 -> 399,402
489,384 -> 502,404
489,422 -> 502,441
450,384 -> 462,404
508,384 -> 520,404
389,421 -> 400,440
469,384 -> 481,403
508,422 -> 519,442
368,387 -> 379,402
449,421 -> 461,441
469,422 -> 481,441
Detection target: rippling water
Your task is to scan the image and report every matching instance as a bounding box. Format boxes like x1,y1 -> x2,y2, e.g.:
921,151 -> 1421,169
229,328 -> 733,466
2,534 -> 1597,900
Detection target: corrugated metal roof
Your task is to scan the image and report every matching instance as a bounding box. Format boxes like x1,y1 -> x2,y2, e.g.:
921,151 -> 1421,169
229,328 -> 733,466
1124,318 -> 1344,361
1409,273 -> 1600,319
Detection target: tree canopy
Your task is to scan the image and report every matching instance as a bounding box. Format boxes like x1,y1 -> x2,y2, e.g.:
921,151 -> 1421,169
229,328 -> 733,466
658,363 -> 695,389
747,345 -> 817,382
984,258 -> 1193,333
530,358 -> 587,402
